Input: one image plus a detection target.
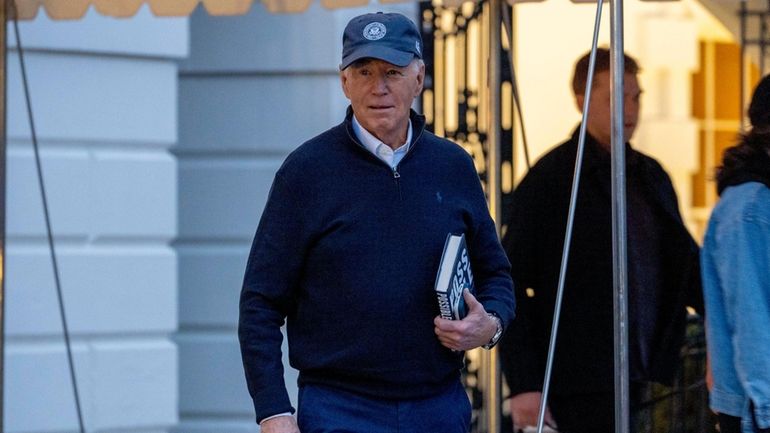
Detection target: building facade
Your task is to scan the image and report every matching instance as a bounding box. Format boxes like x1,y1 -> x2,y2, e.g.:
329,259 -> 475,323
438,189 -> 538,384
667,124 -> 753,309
4,1 -> 753,431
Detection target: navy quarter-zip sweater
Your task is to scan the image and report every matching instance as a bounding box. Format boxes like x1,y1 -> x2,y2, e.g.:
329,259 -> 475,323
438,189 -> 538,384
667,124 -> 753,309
238,108 -> 515,423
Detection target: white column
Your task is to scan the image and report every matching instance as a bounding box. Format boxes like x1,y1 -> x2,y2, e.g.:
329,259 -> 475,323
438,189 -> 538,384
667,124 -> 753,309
5,7 -> 184,433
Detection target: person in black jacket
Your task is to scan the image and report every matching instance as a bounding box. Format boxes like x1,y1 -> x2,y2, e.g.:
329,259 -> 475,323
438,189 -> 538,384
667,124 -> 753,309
238,12 -> 514,433
499,48 -> 702,433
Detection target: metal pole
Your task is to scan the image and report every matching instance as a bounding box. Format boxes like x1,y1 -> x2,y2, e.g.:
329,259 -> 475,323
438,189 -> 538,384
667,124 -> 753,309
0,0 -> 7,430
536,1 -> 603,431
485,0 -> 502,431
487,0 -> 501,224
609,0 -> 630,431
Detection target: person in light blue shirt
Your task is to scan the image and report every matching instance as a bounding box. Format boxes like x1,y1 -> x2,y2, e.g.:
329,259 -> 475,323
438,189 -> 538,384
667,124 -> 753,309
702,73 -> 770,433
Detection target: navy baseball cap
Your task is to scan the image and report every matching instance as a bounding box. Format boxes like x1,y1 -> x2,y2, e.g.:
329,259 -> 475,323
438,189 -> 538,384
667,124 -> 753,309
340,12 -> 423,70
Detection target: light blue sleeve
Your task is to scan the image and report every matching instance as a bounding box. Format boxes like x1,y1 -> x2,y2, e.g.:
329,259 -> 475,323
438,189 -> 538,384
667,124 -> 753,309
717,212 -> 770,430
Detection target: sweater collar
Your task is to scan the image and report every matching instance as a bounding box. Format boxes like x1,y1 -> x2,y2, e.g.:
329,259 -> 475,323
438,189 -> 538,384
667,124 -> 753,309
344,106 -> 427,149
352,114 -> 412,156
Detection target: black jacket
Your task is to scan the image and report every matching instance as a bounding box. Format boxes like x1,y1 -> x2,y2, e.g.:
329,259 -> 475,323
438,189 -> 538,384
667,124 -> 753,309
499,128 -> 702,397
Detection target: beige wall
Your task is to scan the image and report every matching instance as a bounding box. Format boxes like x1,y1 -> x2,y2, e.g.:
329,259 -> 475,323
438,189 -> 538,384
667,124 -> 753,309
512,0 -> 733,234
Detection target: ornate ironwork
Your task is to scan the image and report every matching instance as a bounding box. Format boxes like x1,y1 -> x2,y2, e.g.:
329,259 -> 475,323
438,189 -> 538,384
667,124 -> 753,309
740,0 -> 770,124
419,0 -> 515,227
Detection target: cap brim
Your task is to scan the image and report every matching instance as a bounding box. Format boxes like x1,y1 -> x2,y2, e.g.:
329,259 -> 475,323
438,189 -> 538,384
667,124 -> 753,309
340,45 -> 415,70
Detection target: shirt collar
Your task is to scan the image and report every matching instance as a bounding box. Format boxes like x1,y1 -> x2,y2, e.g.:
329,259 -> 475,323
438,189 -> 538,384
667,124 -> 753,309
352,115 -> 412,158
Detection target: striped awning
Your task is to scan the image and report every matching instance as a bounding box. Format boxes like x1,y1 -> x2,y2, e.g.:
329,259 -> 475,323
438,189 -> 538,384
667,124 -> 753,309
20,0 -> 684,19
12,0 -> 477,18
11,0 -> 755,48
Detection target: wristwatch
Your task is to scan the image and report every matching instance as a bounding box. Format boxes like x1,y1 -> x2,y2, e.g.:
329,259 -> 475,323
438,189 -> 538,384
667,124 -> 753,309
482,312 -> 503,350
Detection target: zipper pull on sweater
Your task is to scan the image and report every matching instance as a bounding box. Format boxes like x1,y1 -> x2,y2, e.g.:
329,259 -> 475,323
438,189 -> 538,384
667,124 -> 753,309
392,168 -> 401,179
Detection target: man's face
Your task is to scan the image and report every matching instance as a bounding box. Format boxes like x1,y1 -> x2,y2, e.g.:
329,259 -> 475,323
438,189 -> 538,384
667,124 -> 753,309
576,70 -> 641,150
341,58 -> 425,147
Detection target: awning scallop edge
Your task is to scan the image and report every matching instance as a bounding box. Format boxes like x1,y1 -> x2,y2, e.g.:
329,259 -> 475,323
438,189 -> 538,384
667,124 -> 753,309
13,0 -> 527,19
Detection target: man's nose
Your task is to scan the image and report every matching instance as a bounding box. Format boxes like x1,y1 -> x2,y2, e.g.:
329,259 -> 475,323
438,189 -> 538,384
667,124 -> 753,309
373,75 -> 388,93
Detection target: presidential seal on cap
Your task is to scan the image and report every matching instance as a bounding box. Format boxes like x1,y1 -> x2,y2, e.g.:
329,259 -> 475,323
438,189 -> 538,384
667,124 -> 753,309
340,12 -> 423,70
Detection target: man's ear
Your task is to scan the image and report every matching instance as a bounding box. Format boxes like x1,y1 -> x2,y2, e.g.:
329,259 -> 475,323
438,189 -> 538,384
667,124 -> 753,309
575,93 -> 585,113
414,62 -> 426,97
340,70 -> 351,99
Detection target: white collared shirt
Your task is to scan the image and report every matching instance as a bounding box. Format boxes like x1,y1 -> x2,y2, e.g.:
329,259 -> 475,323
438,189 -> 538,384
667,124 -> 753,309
352,115 -> 412,169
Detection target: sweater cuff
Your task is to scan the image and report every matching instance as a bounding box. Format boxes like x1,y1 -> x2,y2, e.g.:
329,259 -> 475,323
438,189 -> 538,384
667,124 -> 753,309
254,386 -> 295,424
483,300 -> 514,330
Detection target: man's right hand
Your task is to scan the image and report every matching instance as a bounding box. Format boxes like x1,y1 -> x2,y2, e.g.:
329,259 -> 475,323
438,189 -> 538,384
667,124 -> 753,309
260,415 -> 300,433
510,392 -> 558,430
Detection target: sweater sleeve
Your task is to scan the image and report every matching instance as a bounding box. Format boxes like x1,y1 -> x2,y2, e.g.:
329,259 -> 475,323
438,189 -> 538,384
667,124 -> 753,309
238,167 -> 308,423
460,156 -> 516,329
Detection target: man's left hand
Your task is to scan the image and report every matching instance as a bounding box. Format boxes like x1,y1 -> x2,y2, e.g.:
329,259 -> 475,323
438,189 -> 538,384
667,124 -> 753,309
434,289 -> 498,351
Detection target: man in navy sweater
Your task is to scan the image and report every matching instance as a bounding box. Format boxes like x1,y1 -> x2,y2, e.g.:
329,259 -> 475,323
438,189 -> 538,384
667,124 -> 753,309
238,12 -> 515,433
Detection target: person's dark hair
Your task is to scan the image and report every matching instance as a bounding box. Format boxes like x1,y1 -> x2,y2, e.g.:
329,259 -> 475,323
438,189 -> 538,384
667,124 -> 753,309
715,74 -> 770,194
571,48 -> 640,96
748,74 -> 770,132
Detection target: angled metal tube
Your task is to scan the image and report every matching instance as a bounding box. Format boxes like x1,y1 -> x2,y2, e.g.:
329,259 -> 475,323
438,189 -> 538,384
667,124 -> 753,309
0,1 -> 7,431
536,1 -> 603,432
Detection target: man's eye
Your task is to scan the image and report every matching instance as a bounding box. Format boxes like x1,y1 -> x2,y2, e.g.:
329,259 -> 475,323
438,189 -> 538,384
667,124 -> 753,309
387,70 -> 402,76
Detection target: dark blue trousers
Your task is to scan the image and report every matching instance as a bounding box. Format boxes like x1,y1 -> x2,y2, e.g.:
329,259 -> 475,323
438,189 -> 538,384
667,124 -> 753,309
297,380 -> 471,433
